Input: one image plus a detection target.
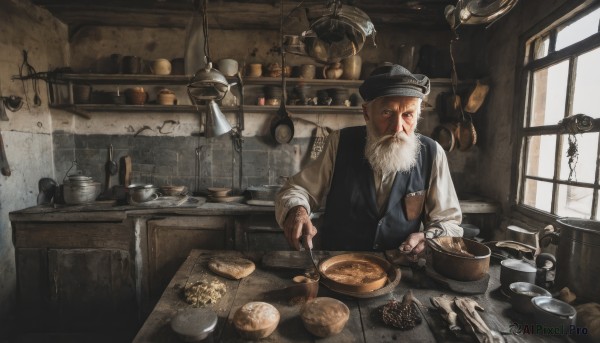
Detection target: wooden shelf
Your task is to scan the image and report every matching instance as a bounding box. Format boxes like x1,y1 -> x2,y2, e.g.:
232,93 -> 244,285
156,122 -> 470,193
50,104 -> 363,115
49,73 -> 466,119
52,73 -> 467,87
244,105 -> 363,114
53,73 -> 191,85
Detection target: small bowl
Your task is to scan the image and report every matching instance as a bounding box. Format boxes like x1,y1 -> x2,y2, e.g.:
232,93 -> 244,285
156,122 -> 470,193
160,185 -> 186,196
508,282 -> 552,314
208,187 -> 231,198
531,296 -> 576,328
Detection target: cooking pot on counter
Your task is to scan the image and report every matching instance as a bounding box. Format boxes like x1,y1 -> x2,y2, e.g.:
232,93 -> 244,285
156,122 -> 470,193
541,217 -> 600,302
499,254 -> 555,296
427,237 -> 491,281
127,184 -> 159,203
62,176 -> 101,205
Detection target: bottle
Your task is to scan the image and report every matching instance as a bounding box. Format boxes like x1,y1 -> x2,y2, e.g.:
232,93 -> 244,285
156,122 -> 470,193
184,0 -> 207,76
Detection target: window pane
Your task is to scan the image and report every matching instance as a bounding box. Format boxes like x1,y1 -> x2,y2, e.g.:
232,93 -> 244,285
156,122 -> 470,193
556,184 -> 593,218
530,61 -> 569,127
526,135 -> 556,179
559,132 -> 598,183
556,7 -> 600,51
523,179 -> 553,213
533,35 -> 550,60
572,47 -> 600,117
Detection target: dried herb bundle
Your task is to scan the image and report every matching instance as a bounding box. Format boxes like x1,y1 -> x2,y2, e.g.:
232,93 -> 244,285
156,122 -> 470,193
183,280 -> 226,307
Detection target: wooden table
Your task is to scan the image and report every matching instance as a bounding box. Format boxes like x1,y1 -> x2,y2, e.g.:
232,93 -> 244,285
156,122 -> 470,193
134,250 -> 571,343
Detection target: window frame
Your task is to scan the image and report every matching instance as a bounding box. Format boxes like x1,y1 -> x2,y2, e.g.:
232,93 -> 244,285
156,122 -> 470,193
512,1 -> 600,222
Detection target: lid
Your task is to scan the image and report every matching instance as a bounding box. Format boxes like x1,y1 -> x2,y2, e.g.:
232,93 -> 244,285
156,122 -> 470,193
128,183 -> 156,189
67,175 -> 92,182
501,259 -> 536,273
171,308 -> 217,341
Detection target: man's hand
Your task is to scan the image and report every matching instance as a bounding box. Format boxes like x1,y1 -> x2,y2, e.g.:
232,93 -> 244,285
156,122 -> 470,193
398,232 -> 426,258
282,206 -> 317,250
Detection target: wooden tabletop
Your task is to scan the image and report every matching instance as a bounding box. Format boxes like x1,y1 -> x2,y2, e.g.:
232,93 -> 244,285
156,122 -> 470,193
134,250 -> 569,343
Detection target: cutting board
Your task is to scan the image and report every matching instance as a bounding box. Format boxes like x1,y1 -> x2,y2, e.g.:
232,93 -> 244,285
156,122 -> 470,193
262,250 -> 331,270
119,155 -> 132,186
425,266 -> 489,294
246,199 -> 275,206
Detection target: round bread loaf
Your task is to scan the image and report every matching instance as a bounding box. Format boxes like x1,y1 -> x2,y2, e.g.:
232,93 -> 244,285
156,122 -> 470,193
233,302 -> 280,339
208,256 -> 255,280
301,297 -> 350,337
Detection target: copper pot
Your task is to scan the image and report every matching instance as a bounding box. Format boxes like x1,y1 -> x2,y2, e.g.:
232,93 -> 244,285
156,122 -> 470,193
427,237 -> 490,281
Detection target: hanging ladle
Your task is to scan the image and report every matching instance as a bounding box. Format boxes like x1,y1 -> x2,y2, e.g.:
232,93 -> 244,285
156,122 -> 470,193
270,0 -> 294,145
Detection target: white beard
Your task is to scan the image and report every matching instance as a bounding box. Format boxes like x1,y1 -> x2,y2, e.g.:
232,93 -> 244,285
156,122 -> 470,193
365,123 -> 421,175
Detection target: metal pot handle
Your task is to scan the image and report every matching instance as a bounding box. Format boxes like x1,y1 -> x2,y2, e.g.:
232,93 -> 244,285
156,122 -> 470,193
535,252 -> 556,289
539,230 -> 560,247
535,252 -> 556,271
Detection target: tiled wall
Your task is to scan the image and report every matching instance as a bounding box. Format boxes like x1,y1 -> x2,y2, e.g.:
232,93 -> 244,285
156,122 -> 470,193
53,131 -> 309,193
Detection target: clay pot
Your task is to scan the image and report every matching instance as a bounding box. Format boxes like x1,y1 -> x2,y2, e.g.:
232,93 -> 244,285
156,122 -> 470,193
342,55 -> 362,80
122,56 -> 143,74
152,58 -> 172,75
217,59 -> 239,77
73,85 -> 92,104
157,89 -> 177,105
126,87 -> 148,105
323,63 -> 343,79
247,63 -> 263,77
300,64 -> 316,79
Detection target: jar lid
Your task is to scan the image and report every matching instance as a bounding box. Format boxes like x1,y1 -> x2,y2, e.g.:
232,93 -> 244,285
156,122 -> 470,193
171,308 -> 217,341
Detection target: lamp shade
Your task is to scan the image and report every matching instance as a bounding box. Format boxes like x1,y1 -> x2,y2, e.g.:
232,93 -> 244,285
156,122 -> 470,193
205,100 -> 232,138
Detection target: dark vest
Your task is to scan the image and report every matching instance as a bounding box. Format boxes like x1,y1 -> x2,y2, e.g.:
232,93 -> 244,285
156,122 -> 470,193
321,126 -> 437,251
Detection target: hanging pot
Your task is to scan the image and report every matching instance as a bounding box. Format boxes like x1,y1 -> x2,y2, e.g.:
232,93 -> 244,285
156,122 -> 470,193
431,123 -> 458,152
456,119 -> 477,151
271,102 -> 294,144
271,36 -> 294,145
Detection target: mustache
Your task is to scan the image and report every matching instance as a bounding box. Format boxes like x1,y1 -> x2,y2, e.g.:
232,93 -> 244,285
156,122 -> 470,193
375,131 -> 411,145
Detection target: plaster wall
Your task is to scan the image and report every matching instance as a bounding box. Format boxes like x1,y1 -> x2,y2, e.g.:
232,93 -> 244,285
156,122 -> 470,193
0,0 -> 68,336
479,0 -> 579,229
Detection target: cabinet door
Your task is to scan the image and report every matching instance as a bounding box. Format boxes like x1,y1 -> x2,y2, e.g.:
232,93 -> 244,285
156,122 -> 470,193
48,249 -> 136,331
147,216 -> 234,302
16,248 -> 136,333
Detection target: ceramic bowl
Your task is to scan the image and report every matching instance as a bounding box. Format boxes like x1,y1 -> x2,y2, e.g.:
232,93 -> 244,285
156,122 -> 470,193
160,185 -> 186,196
208,187 -> 231,198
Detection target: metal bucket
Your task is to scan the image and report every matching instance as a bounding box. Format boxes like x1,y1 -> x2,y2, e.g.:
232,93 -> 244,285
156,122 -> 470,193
542,218 -> 600,302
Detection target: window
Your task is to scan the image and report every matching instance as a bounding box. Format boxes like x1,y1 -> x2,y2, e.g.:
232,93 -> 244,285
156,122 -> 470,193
518,5 -> 600,220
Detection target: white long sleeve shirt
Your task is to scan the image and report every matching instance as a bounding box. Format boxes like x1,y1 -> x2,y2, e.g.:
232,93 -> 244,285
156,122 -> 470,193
275,130 -> 463,240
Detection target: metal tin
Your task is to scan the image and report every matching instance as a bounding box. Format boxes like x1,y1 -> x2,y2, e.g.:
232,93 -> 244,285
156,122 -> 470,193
171,308 -> 217,342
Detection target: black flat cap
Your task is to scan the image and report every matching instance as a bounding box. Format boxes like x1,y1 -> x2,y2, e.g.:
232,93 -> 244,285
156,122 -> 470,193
359,64 -> 430,101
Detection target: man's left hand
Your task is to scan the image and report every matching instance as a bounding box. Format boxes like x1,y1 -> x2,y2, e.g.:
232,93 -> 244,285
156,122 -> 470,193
398,232 -> 426,257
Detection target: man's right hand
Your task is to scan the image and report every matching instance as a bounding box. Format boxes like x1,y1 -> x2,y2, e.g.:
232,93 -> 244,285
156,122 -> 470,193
282,205 -> 317,251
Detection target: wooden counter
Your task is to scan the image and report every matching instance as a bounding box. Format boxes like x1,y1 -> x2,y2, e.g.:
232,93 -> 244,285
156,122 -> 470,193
134,250 -> 565,343
9,197 -> 498,222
